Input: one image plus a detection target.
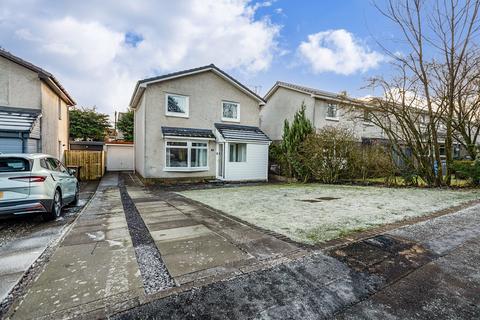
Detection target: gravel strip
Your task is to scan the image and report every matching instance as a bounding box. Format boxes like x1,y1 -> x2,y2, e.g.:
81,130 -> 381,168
118,178 -> 175,294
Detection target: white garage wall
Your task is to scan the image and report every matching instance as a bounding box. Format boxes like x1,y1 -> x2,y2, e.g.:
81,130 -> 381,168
224,142 -> 269,181
106,144 -> 134,171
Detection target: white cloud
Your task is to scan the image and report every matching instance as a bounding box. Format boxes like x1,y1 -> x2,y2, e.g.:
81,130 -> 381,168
298,29 -> 384,75
0,0 -> 280,116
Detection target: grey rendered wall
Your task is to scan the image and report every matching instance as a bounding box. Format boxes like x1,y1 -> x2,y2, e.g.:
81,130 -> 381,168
313,99 -> 385,141
260,87 -> 315,141
143,71 -> 261,179
0,56 -> 41,109
40,82 -> 69,158
134,95 -> 146,176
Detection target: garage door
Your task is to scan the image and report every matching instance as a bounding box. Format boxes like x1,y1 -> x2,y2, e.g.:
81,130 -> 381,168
105,144 -> 134,171
0,138 -> 23,153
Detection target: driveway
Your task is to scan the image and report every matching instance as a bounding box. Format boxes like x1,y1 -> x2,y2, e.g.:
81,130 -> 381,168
0,180 -> 97,317
5,173 -> 305,319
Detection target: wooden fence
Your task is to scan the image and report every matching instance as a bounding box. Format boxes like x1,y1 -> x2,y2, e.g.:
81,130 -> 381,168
64,150 -> 105,180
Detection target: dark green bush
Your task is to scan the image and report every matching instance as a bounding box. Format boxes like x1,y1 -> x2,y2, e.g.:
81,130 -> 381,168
450,160 -> 480,185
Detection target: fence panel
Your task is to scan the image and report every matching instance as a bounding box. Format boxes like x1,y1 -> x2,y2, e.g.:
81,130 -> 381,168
64,150 -> 105,180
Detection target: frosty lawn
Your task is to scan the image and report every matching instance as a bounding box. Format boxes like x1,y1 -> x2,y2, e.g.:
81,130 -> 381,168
179,184 -> 480,244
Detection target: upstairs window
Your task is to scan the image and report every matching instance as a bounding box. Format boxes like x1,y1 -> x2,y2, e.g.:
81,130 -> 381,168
222,101 -> 240,122
58,97 -> 62,120
326,104 -> 338,120
363,110 -> 372,123
166,94 -> 189,117
229,143 -> 246,162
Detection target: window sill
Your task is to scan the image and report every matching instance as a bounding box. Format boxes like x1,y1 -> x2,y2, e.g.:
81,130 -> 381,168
325,117 -> 340,122
165,113 -> 189,118
163,167 -> 209,172
221,118 -> 240,123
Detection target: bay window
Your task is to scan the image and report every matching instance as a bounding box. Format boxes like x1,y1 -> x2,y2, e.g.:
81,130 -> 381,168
165,141 -> 208,170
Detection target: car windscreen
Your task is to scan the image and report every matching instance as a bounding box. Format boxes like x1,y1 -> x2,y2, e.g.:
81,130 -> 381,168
0,157 -> 31,172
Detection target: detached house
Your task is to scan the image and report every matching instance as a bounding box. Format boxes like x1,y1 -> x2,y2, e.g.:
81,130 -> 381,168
0,49 -> 75,157
130,64 -> 270,181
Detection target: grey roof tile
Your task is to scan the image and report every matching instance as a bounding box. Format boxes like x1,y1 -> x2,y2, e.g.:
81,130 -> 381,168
214,123 -> 270,142
162,126 -> 215,139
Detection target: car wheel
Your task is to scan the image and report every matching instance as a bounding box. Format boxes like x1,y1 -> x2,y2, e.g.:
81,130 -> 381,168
43,189 -> 62,221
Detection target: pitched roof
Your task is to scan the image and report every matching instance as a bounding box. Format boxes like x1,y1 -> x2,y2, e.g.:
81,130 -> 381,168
214,123 -> 270,142
0,49 -> 76,106
161,126 -> 215,139
264,81 -> 364,106
129,64 -> 265,108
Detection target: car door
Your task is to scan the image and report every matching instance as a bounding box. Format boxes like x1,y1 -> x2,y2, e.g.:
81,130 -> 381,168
58,161 -> 76,201
45,157 -> 72,200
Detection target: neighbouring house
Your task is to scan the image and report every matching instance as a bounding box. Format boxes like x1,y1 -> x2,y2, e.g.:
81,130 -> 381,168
262,81 -> 473,169
129,64 -> 271,181
0,49 -> 75,158
260,81 -> 385,143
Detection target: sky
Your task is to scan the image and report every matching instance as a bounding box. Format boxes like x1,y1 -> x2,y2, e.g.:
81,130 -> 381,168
0,0 -> 402,118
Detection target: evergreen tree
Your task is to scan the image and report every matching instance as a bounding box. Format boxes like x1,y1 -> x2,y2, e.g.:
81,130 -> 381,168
281,102 -> 314,181
117,109 -> 134,141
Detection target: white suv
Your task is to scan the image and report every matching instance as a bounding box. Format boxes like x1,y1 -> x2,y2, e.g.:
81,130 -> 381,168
0,154 -> 79,221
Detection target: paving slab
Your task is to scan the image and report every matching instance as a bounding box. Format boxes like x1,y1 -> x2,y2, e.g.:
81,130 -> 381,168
9,179 -> 143,320
150,225 -> 214,242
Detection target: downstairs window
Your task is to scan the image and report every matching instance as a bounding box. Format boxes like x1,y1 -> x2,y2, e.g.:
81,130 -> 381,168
165,141 -> 208,170
229,143 -> 246,162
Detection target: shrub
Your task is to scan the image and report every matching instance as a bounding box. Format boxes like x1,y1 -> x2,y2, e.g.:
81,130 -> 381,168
450,160 -> 480,185
298,127 -> 358,183
357,143 -> 397,182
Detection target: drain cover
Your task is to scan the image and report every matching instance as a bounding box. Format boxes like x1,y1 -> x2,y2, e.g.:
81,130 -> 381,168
317,197 -> 340,201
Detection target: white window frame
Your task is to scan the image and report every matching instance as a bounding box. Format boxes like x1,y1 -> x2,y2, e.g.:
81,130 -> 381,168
229,143 -> 247,162
325,103 -> 339,121
221,101 -> 240,122
164,140 -> 209,171
165,93 -> 189,118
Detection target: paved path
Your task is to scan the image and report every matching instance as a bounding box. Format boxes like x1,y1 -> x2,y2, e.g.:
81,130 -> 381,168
9,173 -> 143,319
0,181 -> 97,316
127,180 -> 304,286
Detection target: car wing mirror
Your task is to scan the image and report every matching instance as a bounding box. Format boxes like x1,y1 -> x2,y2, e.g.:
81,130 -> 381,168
68,168 -> 76,176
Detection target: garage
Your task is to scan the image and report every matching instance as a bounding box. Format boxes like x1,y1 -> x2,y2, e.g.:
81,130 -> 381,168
0,137 -> 23,153
105,143 -> 134,171
0,108 -> 41,154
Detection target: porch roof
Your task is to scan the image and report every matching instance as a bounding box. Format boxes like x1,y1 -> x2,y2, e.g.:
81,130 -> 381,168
161,126 -> 215,139
0,106 -> 40,133
214,123 -> 271,142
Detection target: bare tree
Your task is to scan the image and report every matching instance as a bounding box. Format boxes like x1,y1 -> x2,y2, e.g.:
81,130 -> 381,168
369,0 -> 480,186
